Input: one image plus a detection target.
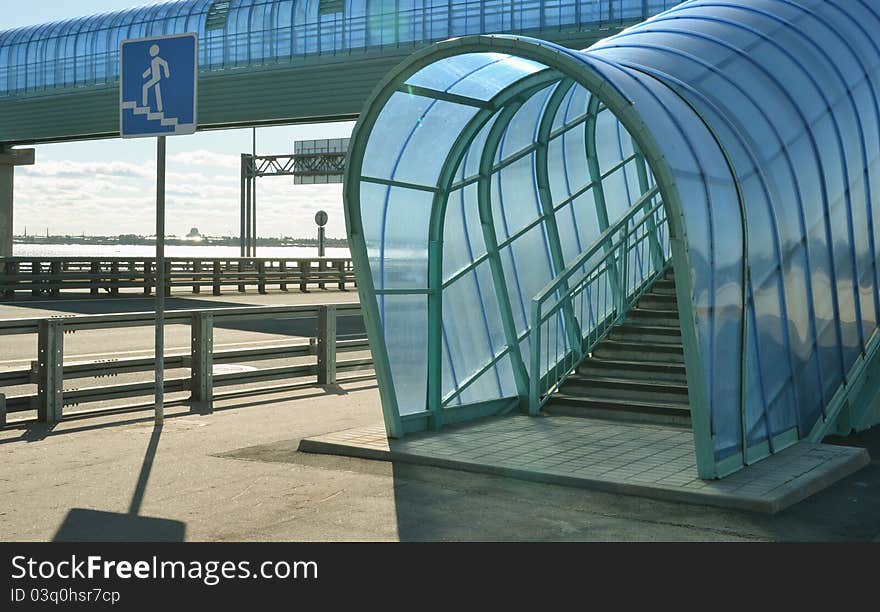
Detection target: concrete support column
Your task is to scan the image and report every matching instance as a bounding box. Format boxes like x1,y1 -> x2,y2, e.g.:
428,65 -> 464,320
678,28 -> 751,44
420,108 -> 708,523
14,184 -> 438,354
0,147 -> 35,259
0,164 -> 12,258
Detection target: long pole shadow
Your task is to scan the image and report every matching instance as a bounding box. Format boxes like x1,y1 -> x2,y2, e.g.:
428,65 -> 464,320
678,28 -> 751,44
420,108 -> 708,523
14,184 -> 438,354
53,424 -> 186,541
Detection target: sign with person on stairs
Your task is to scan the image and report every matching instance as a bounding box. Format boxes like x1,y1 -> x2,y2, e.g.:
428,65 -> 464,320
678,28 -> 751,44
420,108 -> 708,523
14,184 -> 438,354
120,33 -> 198,139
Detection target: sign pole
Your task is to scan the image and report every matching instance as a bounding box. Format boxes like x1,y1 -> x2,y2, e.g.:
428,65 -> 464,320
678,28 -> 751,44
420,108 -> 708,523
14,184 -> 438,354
155,135 -> 166,426
120,32 -> 197,426
315,210 -> 328,257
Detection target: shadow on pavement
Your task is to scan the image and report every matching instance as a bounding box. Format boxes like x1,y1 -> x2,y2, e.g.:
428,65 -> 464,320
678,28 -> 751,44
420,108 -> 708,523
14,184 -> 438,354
53,425 -> 186,542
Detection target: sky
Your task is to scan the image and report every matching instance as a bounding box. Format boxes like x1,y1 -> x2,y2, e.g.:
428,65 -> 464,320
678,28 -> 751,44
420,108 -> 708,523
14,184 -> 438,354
4,1 -> 356,239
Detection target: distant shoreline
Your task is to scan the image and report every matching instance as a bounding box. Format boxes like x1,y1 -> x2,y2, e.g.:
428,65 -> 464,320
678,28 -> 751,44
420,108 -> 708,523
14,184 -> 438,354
13,236 -> 350,248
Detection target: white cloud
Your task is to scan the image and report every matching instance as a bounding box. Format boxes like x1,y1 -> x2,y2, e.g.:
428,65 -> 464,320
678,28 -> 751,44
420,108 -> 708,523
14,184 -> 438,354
14,155 -> 347,239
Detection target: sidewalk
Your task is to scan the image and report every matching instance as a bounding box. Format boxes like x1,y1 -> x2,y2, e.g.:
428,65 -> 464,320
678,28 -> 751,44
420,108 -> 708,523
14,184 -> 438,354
1,379 -> 878,541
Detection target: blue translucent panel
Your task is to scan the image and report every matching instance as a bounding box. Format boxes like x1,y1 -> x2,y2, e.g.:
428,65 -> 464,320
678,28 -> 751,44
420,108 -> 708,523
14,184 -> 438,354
361,91 -> 433,179
391,100 -> 480,186
500,83 -> 555,157
406,53 -> 509,94
382,294 -> 428,416
442,186 -> 487,283
500,223 -> 555,335
363,92 -> 479,187
442,260 -> 507,403
359,182 -> 432,291
448,55 -> 549,101
492,153 -> 542,241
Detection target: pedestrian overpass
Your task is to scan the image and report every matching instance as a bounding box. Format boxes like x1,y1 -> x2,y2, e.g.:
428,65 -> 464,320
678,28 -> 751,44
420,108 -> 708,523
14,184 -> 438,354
0,0 -> 679,145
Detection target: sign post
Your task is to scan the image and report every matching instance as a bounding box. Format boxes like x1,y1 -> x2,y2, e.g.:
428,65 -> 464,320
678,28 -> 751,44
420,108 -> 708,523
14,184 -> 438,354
315,210 -> 328,257
121,33 -> 198,426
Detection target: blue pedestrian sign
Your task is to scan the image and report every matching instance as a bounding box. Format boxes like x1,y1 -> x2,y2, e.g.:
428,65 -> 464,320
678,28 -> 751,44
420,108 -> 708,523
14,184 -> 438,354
120,33 -> 198,138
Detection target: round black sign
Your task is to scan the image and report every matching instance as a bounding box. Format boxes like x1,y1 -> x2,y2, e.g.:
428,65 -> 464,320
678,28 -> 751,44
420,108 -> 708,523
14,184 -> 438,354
315,210 -> 328,227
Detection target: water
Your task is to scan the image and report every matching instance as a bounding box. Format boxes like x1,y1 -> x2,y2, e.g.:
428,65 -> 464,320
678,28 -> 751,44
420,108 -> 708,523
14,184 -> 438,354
13,243 -> 351,259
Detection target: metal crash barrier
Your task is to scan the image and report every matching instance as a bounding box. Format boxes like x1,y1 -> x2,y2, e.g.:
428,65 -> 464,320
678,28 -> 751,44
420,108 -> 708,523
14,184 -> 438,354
0,303 -> 372,424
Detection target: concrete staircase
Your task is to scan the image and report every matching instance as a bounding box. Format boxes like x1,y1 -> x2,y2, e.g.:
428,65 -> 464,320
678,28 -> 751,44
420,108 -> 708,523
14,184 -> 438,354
544,268 -> 690,426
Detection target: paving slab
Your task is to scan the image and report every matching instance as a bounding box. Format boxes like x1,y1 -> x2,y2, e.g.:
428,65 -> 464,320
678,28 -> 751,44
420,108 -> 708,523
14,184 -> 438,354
299,415 -> 870,514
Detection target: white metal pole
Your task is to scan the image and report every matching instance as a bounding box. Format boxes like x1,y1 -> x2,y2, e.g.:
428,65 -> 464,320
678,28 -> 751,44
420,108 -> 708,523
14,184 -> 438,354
155,135 -> 166,425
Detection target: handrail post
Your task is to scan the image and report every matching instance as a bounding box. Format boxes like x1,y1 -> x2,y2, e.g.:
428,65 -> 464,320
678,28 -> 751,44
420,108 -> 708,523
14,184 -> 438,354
279,260 -> 288,292
529,301 -> 542,416
190,312 -> 213,413
299,260 -> 310,292
337,260 -> 346,290
163,259 -> 172,297
3,260 -> 18,299
192,260 -> 202,294
616,237 -> 629,317
31,260 -> 42,297
37,318 -> 63,424
143,260 -> 152,295
110,260 -> 119,296
257,260 -> 267,294
50,261 -> 61,297
212,260 -> 221,295
90,261 -> 100,296
317,304 -> 337,385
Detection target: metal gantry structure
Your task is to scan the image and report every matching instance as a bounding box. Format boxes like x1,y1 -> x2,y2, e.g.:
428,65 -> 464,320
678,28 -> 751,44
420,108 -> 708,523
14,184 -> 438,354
344,0 -> 880,479
238,141 -> 346,256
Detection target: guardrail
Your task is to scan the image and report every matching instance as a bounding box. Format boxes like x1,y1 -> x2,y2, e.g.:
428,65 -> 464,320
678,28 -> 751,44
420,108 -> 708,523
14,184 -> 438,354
0,257 -> 356,299
0,302 -> 372,426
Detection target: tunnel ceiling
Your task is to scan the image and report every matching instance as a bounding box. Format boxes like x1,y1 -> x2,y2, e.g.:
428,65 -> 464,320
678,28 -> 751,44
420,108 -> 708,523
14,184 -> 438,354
344,0 -> 880,479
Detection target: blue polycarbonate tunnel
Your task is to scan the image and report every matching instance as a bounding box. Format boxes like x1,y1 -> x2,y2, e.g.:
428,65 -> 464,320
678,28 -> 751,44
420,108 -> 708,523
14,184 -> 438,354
344,0 -> 880,478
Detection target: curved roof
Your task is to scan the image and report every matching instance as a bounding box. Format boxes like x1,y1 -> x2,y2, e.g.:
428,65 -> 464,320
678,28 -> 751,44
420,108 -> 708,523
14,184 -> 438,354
0,0 -> 680,96
344,0 -> 880,478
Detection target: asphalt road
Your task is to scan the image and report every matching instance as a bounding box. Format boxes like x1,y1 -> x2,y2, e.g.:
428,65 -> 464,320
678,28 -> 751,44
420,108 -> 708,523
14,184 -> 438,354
0,290 -> 363,370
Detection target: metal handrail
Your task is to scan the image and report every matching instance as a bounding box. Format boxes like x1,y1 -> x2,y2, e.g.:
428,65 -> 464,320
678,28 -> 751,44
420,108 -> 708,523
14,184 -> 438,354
528,191 -> 671,414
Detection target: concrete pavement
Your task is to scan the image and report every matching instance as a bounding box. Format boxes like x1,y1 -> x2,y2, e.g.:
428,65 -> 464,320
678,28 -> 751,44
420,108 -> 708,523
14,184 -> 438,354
1,377 -> 878,541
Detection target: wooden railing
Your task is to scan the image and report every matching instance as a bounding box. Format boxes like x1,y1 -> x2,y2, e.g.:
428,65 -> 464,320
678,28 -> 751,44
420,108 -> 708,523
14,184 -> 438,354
0,257 -> 356,299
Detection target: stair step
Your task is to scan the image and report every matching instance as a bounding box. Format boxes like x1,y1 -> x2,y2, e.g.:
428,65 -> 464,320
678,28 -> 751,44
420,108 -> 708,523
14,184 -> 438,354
592,339 -> 684,363
652,278 -> 676,290
579,357 -> 687,382
610,323 -> 681,345
545,395 -> 691,426
625,307 -> 681,327
650,283 -> 677,296
566,374 -> 688,395
564,374 -> 688,403
636,294 -> 678,311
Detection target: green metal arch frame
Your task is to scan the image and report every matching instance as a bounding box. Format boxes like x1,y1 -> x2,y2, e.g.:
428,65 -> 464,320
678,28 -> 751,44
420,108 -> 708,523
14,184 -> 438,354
343,35 -> 718,477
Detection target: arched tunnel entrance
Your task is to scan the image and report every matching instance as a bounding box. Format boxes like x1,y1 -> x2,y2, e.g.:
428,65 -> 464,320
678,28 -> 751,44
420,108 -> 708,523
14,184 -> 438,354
344,36 -> 722,475
345,0 -> 880,480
